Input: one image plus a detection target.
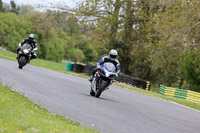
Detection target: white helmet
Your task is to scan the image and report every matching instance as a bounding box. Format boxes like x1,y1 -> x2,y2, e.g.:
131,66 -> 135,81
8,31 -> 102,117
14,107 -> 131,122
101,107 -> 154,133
109,49 -> 118,59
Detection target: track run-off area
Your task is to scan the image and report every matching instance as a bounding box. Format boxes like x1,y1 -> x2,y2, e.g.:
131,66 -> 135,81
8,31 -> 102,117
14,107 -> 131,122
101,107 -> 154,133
0,58 -> 200,133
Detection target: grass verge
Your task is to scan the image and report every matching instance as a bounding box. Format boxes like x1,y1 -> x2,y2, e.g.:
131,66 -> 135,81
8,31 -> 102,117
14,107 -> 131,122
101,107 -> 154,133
0,82 -> 98,133
0,49 -> 200,112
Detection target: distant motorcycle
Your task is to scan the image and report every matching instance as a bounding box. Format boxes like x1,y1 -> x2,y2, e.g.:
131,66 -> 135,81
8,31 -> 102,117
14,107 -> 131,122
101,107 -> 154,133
17,43 -> 32,69
90,62 -> 117,98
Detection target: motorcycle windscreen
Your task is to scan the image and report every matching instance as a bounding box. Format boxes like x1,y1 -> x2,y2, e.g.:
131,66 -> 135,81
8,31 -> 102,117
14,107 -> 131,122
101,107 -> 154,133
21,44 -> 32,50
103,62 -> 116,72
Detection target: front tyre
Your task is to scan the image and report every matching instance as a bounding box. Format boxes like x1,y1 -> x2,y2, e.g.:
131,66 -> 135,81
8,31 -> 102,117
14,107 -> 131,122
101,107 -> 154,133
95,82 -> 106,98
18,56 -> 27,69
18,66 -> 23,69
90,88 -> 95,96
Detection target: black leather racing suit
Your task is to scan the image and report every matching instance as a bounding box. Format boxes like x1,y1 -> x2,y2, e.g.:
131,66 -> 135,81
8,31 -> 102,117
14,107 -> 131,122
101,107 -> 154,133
17,38 -> 38,59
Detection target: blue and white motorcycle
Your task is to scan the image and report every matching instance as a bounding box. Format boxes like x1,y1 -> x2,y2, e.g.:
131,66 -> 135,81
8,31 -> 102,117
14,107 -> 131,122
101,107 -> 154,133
90,62 -> 117,98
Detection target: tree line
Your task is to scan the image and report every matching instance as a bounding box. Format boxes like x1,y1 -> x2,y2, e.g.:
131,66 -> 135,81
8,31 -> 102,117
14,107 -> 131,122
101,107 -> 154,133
0,0 -> 98,63
76,0 -> 200,92
0,0 -> 199,92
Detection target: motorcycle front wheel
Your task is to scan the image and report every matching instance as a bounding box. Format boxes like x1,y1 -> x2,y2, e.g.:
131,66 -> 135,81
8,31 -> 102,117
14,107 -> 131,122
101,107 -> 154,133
90,88 -> 95,96
18,56 -> 27,69
95,81 -> 106,98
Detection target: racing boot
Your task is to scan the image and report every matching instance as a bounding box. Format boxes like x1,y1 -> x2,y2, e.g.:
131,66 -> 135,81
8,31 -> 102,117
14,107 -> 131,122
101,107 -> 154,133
88,75 -> 93,82
106,81 -> 112,90
16,54 -> 19,60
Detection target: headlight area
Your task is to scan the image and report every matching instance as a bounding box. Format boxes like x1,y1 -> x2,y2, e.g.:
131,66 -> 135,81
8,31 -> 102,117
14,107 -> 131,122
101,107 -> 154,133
23,49 -> 29,54
109,75 -> 115,78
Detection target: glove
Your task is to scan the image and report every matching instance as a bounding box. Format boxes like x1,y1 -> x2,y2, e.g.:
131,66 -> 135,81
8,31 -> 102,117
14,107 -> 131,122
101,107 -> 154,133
97,65 -> 101,68
115,73 -> 118,77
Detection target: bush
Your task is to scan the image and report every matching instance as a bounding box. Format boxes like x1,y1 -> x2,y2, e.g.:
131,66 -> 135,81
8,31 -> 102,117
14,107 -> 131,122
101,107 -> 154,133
180,48 -> 200,92
0,13 -> 32,51
66,48 -> 85,63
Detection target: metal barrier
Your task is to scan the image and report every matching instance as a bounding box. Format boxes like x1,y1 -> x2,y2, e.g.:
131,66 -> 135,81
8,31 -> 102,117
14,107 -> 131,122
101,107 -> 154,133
159,85 -> 200,104
174,88 -> 187,99
186,91 -> 200,104
165,87 -> 176,97
159,85 -> 166,94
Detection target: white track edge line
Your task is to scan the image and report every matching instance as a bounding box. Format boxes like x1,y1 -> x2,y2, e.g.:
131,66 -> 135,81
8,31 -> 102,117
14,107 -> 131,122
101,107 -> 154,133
170,101 -> 200,113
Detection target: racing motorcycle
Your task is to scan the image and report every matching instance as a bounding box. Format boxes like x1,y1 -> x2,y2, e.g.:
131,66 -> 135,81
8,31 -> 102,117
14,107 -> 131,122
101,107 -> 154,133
90,62 -> 117,98
17,43 -> 32,69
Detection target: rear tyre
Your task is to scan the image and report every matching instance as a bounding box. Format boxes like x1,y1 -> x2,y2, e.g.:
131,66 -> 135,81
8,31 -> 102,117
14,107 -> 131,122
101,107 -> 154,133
90,88 -> 95,96
95,82 -> 106,98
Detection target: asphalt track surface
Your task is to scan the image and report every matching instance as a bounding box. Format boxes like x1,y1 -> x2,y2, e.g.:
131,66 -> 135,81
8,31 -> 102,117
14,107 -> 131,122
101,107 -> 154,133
0,58 -> 200,133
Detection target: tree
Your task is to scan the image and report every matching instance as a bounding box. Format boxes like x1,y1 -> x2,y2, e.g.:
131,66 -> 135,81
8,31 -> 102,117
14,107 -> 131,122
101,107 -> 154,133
148,0 -> 200,86
64,16 -> 80,36
77,0 -> 124,52
72,35 -> 98,63
63,33 -> 98,63
180,47 -> 200,92
19,5 -> 34,15
0,0 -> 5,12
43,38 -> 65,62
10,0 -> 19,14
119,0 -> 140,74
0,13 -> 32,51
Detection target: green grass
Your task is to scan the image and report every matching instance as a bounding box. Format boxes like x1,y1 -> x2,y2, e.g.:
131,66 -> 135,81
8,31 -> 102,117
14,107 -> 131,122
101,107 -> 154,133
0,83 -> 98,133
0,50 -> 16,61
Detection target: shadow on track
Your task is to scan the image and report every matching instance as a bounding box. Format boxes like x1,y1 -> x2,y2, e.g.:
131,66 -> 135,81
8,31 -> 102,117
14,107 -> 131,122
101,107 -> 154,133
15,66 -> 32,72
77,92 -> 118,103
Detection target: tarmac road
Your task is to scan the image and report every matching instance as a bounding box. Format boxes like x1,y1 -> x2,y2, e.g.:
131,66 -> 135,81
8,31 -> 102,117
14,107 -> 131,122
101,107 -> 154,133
0,58 -> 200,133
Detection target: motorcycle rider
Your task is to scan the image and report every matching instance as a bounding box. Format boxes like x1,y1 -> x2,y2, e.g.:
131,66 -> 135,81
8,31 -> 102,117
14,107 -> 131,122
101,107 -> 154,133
16,34 -> 38,61
89,49 -> 120,87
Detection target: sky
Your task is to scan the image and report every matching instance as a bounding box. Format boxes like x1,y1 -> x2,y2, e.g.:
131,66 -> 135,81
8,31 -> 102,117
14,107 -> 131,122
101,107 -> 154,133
2,0 -> 81,9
